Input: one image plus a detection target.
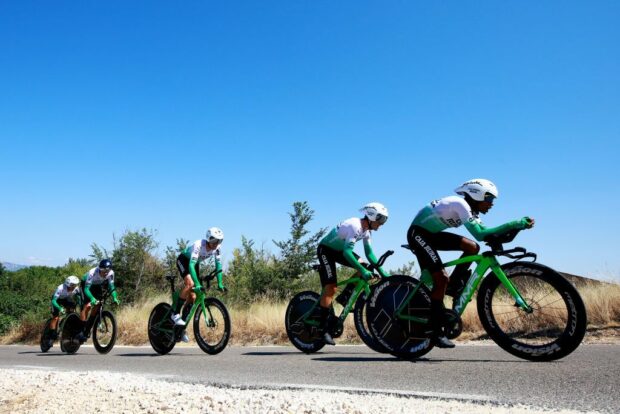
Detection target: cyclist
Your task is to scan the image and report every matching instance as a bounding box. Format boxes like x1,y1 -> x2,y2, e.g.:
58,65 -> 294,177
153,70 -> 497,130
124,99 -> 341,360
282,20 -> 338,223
172,227 -> 226,343
317,202 -> 390,345
407,179 -> 534,348
46,275 -> 82,348
79,259 -> 119,342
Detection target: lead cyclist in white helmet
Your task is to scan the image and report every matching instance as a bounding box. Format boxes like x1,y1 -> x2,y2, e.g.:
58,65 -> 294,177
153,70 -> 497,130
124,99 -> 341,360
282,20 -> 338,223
171,227 -> 225,342
316,202 -> 390,345
407,179 -> 534,348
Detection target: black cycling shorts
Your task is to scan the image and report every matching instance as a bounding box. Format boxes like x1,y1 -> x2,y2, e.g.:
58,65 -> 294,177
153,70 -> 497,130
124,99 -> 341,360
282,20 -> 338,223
51,298 -> 77,316
317,244 -> 361,286
406,225 -> 465,273
176,254 -> 200,280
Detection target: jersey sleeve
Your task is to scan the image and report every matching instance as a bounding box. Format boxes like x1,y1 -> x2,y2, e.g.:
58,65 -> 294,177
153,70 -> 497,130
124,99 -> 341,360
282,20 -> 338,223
464,217 -> 529,241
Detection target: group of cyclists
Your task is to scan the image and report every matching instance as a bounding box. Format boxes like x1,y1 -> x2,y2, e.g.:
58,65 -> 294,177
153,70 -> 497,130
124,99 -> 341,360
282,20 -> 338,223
47,178 -> 534,351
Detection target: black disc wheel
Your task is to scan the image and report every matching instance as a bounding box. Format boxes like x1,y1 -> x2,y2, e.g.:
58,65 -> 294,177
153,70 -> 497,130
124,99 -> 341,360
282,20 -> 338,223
148,303 -> 176,355
40,318 -> 54,353
59,313 -> 82,355
92,310 -> 117,354
285,291 -> 326,354
193,297 -> 231,355
366,276 -> 434,360
477,262 -> 587,361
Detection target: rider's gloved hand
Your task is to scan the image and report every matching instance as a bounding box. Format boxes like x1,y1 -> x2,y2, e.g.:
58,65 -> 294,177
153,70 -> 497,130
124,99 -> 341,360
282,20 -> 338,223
217,284 -> 228,293
59,308 -> 66,315
90,298 -> 99,306
519,217 -> 535,229
113,298 -> 120,305
361,269 -> 373,281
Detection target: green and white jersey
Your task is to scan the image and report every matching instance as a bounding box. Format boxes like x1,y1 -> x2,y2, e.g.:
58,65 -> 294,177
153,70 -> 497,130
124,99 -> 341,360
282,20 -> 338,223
182,239 -> 221,264
52,284 -> 81,301
320,217 -> 371,251
412,196 -> 481,233
83,267 -> 115,287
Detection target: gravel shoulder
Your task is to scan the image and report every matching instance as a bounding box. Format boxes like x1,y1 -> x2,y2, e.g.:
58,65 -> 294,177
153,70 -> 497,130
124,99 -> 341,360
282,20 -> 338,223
0,368 -> 600,414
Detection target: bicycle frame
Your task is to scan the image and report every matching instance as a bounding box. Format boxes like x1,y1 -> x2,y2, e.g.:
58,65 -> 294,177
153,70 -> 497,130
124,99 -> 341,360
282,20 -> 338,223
395,253 -> 533,324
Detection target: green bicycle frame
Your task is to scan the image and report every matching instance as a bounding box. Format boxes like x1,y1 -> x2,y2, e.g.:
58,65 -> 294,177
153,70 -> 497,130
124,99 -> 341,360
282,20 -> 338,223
155,287 -> 218,335
395,254 -> 533,324
303,276 -> 373,327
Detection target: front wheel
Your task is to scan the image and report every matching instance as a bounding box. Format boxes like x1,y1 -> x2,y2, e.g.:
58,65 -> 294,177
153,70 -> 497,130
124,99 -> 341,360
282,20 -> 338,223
365,276 -> 434,360
148,303 -> 176,355
353,292 -> 388,353
193,297 -> 231,355
93,310 -> 117,354
477,262 -> 587,361
285,291 -> 325,354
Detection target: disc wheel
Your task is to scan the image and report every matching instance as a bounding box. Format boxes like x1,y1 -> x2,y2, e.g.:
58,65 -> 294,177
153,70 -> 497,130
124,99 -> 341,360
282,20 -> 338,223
366,276 -> 434,360
285,291 -> 326,353
59,313 -> 82,355
148,303 -> 176,355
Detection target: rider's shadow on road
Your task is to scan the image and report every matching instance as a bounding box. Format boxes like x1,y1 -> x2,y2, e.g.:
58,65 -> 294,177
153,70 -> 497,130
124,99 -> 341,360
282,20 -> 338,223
312,356 -> 536,363
242,351 -> 307,356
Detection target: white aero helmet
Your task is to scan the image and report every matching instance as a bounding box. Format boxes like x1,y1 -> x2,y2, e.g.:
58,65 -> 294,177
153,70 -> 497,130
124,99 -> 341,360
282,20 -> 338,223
360,202 -> 389,224
206,227 -> 224,244
64,275 -> 80,287
455,179 -> 499,202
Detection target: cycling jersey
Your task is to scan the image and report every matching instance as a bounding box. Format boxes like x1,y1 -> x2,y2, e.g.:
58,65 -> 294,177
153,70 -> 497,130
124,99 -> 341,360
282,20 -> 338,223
180,240 -> 223,287
51,284 -> 81,312
412,196 -> 529,241
319,217 -> 387,278
82,267 -> 118,304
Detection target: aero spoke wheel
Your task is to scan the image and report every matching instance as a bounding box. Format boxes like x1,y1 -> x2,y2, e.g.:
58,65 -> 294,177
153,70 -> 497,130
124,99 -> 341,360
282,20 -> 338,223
477,262 -> 587,361
59,313 -> 82,355
194,297 -> 231,355
93,310 -> 117,354
285,291 -> 325,354
148,303 -> 176,355
366,276 -> 434,360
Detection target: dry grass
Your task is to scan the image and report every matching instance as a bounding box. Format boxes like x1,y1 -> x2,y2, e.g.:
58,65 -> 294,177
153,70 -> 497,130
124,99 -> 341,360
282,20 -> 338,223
2,281 -> 619,346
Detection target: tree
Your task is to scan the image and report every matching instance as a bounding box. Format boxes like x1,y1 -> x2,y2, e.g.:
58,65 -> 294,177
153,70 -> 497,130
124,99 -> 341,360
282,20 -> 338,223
273,201 -> 327,279
0,262 -> 5,278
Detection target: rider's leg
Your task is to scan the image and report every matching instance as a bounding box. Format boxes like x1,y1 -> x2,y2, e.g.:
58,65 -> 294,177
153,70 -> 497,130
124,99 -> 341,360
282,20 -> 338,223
317,245 -> 338,345
430,269 -> 455,348
447,238 -> 480,297
50,315 -> 60,331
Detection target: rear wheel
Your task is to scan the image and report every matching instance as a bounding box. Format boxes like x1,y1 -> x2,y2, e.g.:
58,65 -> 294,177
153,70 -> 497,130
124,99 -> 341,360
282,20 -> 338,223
40,318 -> 54,353
477,262 -> 587,361
285,291 -> 325,353
93,310 -> 117,354
148,303 -> 176,355
59,313 -> 82,355
366,276 -> 434,360
193,297 -> 231,355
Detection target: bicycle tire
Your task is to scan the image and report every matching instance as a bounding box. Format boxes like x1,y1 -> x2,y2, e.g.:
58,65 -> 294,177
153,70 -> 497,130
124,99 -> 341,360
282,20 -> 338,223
40,318 -> 53,353
285,291 -> 326,353
148,303 -> 176,355
353,292 -> 388,353
59,313 -> 82,355
193,297 -> 231,355
366,276 -> 434,360
93,310 -> 117,354
477,262 -> 587,361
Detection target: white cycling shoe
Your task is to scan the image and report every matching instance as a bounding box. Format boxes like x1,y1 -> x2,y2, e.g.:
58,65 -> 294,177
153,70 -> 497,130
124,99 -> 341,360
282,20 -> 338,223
171,313 -> 186,326
181,331 -> 190,343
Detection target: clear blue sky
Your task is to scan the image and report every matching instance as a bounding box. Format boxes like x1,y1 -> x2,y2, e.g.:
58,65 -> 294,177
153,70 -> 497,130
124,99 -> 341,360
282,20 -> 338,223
1,1 -> 618,281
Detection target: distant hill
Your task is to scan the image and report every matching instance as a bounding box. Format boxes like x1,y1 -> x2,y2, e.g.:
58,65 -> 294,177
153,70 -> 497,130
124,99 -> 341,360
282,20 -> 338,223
1,262 -> 28,272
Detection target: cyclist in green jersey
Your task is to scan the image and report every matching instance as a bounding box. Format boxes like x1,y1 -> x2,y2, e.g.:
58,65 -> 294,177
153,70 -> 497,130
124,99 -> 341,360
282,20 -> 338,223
172,227 -> 225,343
317,203 -> 390,345
46,275 -> 82,347
78,259 -> 119,342
407,179 -> 534,348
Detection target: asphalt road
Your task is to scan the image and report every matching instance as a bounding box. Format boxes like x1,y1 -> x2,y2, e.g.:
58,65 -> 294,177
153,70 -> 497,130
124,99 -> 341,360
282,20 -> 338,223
1,343 -> 617,413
